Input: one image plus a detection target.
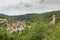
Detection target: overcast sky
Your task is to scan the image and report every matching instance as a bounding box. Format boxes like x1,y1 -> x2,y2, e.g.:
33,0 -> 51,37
0,0 -> 60,15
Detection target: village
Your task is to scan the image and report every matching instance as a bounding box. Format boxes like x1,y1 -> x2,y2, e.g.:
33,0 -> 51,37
0,18 -> 26,33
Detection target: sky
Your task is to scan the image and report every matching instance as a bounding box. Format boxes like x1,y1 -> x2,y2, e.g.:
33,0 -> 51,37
0,0 -> 60,15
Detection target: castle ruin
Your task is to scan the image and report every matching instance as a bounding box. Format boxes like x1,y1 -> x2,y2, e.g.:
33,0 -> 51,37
50,15 -> 56,25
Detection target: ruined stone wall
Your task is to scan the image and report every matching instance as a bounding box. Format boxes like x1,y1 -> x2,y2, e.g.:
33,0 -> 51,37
50,15 -> 56,25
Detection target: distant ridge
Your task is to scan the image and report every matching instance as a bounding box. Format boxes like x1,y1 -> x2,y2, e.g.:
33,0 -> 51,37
0,11 -> 60,23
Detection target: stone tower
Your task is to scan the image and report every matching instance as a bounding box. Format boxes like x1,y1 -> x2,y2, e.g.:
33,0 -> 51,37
50,15 -> 56,25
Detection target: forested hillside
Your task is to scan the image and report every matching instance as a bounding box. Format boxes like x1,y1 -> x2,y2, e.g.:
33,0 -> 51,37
11,11 -> 60,24
0,11 -> 60,23
0,11 -> 60,40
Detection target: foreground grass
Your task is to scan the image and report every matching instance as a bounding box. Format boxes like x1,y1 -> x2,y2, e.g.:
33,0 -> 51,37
0,22 -> 60,40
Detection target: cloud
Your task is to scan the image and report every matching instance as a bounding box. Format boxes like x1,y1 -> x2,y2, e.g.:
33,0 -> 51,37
0,0 -> 60,15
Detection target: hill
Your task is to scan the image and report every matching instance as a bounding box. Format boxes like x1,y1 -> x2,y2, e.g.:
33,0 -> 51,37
10,11 -> 60,25
0,11 -> 60,24
0,11 -> 60,40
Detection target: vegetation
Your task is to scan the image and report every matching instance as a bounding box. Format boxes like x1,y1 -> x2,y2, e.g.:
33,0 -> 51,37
0,11 -> 60,40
